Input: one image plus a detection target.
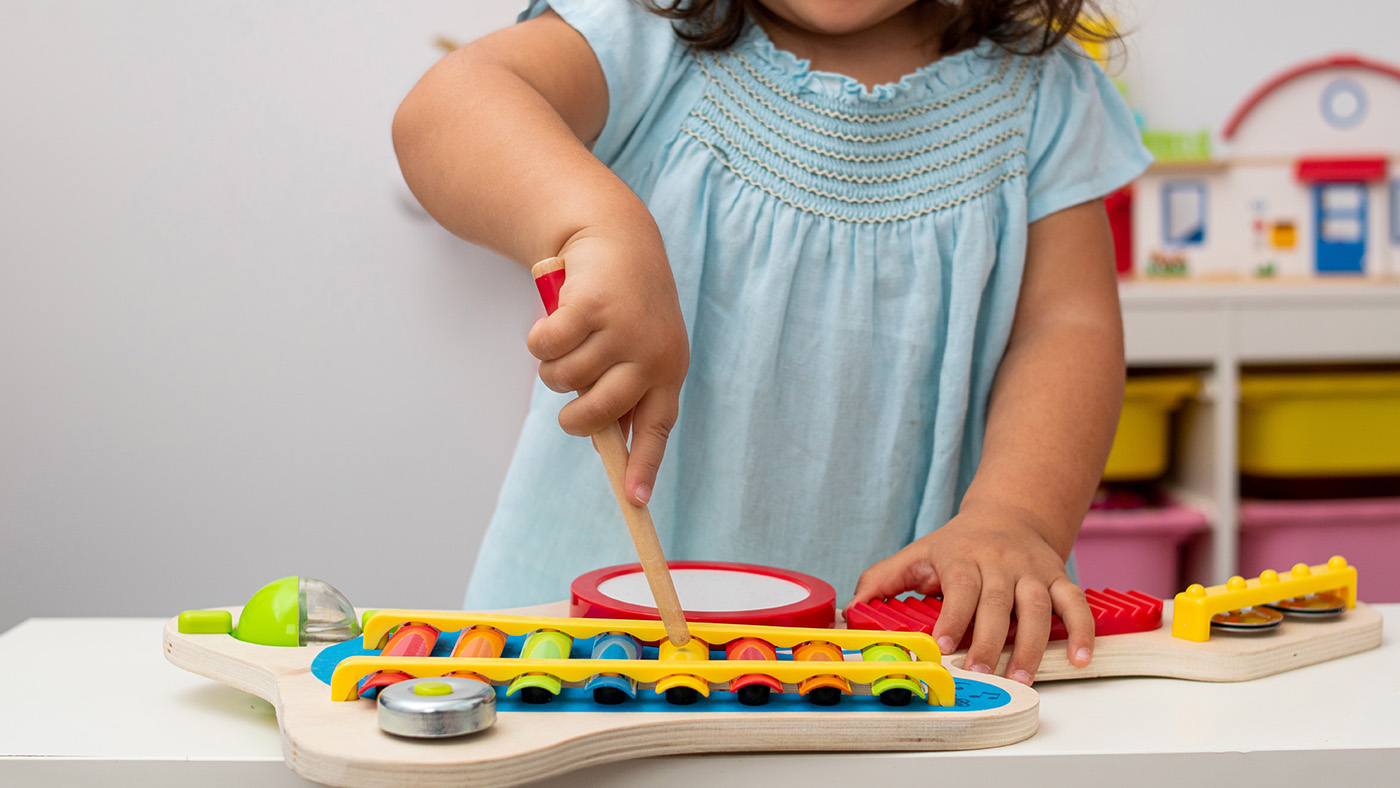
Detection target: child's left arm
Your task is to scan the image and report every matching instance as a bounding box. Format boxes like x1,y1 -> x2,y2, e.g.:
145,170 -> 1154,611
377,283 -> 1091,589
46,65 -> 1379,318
850,198 -> 1123,685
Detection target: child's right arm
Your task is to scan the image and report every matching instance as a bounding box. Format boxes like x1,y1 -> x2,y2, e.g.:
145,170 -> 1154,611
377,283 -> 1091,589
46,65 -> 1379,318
392,9 -> 689,506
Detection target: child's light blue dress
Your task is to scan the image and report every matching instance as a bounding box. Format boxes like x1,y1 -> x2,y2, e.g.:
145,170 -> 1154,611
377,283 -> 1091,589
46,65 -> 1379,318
465,0 -> 1151,608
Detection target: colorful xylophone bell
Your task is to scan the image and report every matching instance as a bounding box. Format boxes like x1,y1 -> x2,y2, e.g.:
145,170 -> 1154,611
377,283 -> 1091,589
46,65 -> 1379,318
330,610 -> 956,707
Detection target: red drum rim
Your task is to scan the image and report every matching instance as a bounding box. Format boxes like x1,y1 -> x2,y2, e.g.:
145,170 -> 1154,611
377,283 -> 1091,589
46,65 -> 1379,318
570,561 -> 836,629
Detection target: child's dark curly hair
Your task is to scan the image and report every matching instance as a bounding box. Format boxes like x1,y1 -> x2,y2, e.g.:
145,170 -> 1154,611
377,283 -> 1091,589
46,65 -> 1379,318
641,0 -> 1116,56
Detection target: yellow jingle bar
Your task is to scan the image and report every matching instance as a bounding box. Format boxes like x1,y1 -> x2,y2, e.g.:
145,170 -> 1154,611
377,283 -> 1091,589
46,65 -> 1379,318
360,610 -> 943,662
1171,556 -> 1358,642
331,656 -> 955,706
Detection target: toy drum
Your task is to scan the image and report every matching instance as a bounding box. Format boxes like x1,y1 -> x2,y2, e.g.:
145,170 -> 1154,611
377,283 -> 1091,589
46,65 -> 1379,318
570,561 -> 836,628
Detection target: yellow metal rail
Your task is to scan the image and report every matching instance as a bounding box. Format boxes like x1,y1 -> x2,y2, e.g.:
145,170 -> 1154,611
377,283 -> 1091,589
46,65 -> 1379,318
362,610 -> 943,661
344,610 -> 955,706
1172,556 -> 1357,642
331,656 -> 955,705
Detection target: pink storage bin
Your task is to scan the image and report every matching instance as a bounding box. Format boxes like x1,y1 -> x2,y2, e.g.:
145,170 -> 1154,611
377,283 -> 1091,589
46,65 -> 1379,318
1239,497 -> 1400,603
1075,504 -> 1209,599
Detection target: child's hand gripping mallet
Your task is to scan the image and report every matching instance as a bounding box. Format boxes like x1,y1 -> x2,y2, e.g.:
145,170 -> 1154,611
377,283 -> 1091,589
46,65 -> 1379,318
531,257 -> 692,646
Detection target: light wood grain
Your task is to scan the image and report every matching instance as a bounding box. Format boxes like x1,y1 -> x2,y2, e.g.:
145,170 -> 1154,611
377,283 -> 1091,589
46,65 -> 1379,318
587,421 -> 690,645
163,602 -> 1037,788
163,600 -> 1381,787
944,601 -> 1384,682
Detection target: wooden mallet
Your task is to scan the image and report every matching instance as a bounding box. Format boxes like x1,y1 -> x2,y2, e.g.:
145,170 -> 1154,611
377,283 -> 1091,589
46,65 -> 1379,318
531,257 -> 691,646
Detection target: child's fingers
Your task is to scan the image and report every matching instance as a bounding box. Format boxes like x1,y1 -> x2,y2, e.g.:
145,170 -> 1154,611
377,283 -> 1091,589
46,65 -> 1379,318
557,363 -> 646,437
848,547 -> 941,610
1051,577 -> 1094,667
961,575 -> 1014,675
1003,580 -> 1053,685
536,334 -> 610,394
525,305 -> 591,363
622,388 -> 679,506
847,558 -> 901,607
926,561 -> 979,658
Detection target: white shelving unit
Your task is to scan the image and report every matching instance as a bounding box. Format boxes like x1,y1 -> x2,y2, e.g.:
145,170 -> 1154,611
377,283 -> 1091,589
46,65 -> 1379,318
1119,279 -> 1400,583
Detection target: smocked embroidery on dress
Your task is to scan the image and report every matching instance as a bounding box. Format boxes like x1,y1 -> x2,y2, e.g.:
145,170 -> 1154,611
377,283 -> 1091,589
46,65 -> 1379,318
679,34 -> 1043,224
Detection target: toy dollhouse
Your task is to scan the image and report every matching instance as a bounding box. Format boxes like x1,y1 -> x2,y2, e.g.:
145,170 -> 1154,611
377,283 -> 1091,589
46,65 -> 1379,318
1131,54 -> 1400,279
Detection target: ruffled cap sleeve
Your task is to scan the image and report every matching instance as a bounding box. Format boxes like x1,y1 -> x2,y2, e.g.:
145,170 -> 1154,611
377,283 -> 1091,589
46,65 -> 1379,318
520,0 -> 687,162
1024,42 -> 1152,223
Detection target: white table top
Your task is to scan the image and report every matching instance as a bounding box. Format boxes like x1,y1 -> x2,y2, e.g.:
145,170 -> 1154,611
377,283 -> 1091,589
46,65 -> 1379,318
2,609 -> 1397,787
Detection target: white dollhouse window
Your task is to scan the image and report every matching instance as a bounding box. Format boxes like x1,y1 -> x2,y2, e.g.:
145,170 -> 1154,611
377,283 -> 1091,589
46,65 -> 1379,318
1320,78 -> 1367,130
1162,181 -> 1206,246
1321,217 -> 1363,243
1320,185 -> 1363,212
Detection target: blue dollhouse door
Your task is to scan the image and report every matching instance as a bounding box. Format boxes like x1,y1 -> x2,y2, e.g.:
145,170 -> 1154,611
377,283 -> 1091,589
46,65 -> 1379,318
1313,183 -> 1367,273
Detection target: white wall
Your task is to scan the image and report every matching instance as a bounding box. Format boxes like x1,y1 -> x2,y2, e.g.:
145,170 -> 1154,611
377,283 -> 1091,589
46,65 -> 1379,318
3,0 -> 1398,633
1114,0 -> 1400,151
0,0 -> 535,632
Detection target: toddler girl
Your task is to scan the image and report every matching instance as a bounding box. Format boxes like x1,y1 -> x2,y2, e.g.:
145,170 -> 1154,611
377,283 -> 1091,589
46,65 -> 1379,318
394,0 -> 1151,684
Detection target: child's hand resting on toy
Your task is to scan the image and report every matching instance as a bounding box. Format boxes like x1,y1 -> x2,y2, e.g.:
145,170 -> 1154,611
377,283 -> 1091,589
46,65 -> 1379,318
849,499 -> 1095,686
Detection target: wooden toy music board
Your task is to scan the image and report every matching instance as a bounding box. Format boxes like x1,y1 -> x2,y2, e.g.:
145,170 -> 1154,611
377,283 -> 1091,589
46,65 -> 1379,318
163,599 -> 1383,788
163,602 -> 1039,788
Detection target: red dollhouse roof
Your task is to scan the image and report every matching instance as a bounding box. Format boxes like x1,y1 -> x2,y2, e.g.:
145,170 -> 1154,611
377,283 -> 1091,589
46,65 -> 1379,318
1221,54 -> 1400,140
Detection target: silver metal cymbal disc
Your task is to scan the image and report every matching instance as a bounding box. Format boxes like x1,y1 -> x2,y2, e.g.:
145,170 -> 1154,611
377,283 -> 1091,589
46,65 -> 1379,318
378,677 -> 496,738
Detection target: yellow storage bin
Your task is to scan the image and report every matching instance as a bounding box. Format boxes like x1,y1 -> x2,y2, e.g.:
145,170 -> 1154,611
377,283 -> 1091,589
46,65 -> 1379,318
1239,371 -> 1400,477
1102,375 -> 1200,482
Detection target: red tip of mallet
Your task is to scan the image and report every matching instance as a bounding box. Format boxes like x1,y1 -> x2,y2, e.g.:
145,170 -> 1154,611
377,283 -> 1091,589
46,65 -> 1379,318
532,257 -> 566,316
